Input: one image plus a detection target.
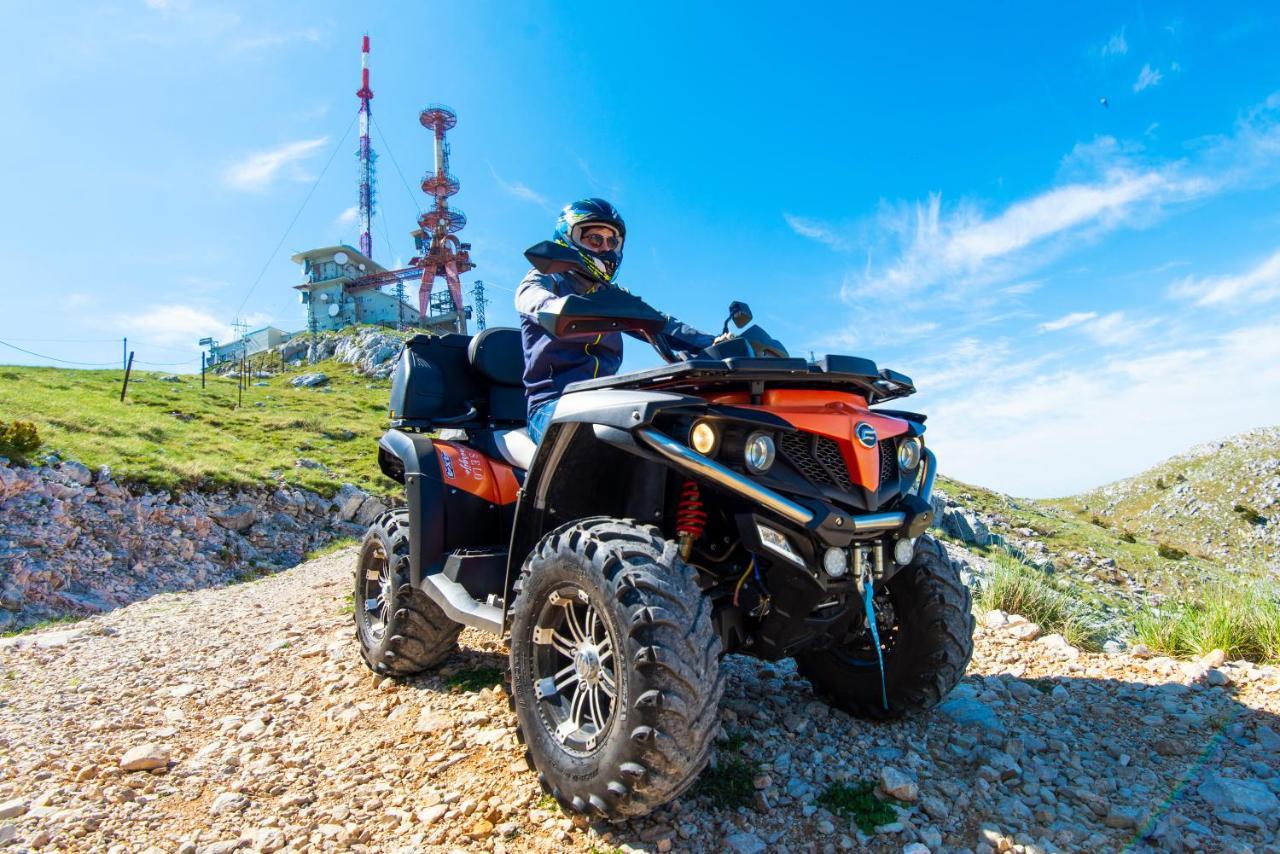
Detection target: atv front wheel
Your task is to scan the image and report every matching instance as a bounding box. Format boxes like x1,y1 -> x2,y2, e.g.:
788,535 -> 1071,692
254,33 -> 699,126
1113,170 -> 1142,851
354,510 -> 462,676
508,518 -> 723,820
797,535 -> 974,719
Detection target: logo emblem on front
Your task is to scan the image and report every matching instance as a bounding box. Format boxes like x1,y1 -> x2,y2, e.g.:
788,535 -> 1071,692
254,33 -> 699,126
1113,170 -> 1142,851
855,422 -> 878,448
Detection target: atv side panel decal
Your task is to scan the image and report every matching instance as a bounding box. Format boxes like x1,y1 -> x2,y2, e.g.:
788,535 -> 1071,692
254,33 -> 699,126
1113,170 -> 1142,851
434,441 -> 520,506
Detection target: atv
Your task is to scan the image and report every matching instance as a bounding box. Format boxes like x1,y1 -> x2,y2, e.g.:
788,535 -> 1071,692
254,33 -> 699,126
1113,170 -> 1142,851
354,240 -> 974,819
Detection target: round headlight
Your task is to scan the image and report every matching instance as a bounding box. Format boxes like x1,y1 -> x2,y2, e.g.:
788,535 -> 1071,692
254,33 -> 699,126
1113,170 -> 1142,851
690,420 -> 718,455
822,547 -> 848,578
744,432 -> 776,473
894,537 -> 916,566
897,437 -> 922,471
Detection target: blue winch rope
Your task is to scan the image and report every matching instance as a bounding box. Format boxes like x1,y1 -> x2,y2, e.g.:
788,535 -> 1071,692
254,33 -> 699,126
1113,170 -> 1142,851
863,571 -> 888,710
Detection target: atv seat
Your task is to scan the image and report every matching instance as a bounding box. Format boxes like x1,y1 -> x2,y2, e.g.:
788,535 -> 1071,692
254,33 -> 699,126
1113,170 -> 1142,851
471,427 -> 537,471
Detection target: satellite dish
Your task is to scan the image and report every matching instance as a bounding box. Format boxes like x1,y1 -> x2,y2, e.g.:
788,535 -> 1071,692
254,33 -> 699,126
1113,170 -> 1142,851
319,293 -> 329,302
333,251 -> 349,265
358,263 -> 367,271
328,304 -> 340,317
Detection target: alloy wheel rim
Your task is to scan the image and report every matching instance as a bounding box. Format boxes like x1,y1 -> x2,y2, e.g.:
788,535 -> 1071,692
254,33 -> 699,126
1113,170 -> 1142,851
361,542 -> 393,643
530,585 -> 618,753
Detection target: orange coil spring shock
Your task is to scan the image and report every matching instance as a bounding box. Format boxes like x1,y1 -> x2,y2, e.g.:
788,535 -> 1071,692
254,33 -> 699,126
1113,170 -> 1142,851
675,479 -> 707,554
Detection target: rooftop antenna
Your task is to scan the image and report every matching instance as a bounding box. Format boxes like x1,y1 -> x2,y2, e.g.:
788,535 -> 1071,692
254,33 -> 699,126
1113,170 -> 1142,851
413,104 -> 474,334
356,34 -> 376,260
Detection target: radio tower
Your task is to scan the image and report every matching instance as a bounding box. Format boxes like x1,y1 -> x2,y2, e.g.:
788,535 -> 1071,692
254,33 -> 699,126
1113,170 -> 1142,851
470,280 -> 489,331
356,35 -> 375,260
413,104 -> 473,334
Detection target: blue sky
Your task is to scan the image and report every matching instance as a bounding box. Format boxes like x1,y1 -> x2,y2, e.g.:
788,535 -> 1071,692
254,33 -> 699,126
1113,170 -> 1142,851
2,2 -> 1279,497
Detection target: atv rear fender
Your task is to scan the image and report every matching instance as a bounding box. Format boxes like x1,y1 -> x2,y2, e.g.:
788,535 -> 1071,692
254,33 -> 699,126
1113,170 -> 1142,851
377,429 -> 506,634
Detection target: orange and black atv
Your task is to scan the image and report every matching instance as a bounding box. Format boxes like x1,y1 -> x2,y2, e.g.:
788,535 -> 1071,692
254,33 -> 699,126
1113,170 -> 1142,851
354,241 -> 974,820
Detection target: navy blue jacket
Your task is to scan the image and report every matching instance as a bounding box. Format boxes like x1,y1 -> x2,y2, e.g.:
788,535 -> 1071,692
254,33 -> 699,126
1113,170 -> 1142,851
516,268 -> 714,416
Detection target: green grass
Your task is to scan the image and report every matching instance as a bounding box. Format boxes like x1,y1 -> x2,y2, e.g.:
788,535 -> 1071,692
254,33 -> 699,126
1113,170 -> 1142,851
817,781 -> 899,834
306,537 -> 361,561
445,666 -> 505,692
692,755 -> 757,809
1134,583 -> 1280,664
1,614 -> 86,638
977,553 -> 1102,651
535,793 -> 560,812
0,358 -> 396,497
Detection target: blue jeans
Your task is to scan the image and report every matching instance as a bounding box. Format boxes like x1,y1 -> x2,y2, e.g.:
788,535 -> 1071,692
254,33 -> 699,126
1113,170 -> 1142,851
527,399 -> 557,444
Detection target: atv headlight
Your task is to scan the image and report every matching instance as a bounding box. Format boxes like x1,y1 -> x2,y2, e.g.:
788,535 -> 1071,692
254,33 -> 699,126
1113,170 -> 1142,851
690,420 -> 718,455
756,523 -> 803,566
897,437 -> 922,471
744,432 -> 775,474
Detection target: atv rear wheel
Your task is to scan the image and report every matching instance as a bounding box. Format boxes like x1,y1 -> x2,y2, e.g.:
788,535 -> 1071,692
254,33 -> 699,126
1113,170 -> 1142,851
797,535 -> 974,720
354,510 -> 462,676
508,518 -> 723,820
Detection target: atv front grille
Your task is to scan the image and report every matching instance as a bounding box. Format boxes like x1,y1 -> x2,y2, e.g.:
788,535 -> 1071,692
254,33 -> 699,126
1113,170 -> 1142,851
778,432 -> 854,492
879,437 -> 899,487
778,431 -> 900,493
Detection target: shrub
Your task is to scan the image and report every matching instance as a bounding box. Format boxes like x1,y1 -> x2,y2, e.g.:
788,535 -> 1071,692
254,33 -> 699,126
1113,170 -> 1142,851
0,420 -> 41,464
978,555 -> 1101,650
1232,504 -> 1267,526
1134,584 -> 1280,664
1156,543 -> 1187,561
817,781 -> 899,833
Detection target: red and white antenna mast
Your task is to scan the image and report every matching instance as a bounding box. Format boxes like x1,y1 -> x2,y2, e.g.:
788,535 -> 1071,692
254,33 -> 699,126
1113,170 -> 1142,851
356,35 -> 375,259
413,104 -> 473,333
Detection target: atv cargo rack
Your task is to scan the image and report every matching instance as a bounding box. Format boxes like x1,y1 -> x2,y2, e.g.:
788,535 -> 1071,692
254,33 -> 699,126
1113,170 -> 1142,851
562,354 -> 916,404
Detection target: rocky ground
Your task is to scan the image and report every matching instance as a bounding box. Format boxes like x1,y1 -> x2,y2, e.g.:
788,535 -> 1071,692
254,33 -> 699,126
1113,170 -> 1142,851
1,547 -> 1277,853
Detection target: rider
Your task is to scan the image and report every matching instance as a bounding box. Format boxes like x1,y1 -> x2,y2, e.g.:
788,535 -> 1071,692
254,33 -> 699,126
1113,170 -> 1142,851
516,198 -> 716,443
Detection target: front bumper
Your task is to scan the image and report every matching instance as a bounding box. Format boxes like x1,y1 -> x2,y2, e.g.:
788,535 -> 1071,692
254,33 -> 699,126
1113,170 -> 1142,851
636,428 -> 936,549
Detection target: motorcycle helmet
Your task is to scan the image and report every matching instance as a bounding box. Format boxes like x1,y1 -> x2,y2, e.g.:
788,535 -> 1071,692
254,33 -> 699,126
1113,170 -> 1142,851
553,198 -> 626,282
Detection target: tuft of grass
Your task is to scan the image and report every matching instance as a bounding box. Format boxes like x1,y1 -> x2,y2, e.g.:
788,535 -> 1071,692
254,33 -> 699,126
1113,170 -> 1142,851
0,419 -> 41,464
445,666 -> 505,692
1134,583 -> 1280,664
1,614 -> 86,638
306,537 -> 361,561
1156,542 -> 1187,561
338,600 -> 355,615
1232,504 -> 1267,526
817,781 -> 899,834
977,555 -> 1101,650
720,727 -> 749,752
693,755 -> 757,809
535,793 -> 560,812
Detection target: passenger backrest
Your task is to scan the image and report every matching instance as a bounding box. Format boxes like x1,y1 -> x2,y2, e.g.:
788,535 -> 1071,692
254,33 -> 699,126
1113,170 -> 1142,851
467,328 -> 527,425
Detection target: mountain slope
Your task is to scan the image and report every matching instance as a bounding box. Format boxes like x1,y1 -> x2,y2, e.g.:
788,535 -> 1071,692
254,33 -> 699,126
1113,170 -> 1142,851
1054,427 -> 1280,572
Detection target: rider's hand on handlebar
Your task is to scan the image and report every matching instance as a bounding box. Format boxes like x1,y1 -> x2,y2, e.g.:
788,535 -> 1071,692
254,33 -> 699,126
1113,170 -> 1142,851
713,332 -> 734,345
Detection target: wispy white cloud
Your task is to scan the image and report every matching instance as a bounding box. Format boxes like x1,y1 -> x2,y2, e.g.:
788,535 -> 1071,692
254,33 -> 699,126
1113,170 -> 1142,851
783,213 -> 850,251
1133,64 -> 1163,93
224,138 -> 327,191
1038,311 -> 1097,332
1101,27 -> 1128,57
926,318 -> 1280,496
842,93 -> 1280,302
230,28 -> 322,53
1170,248 -> 1280,306
335,205 -> 358,227
487,162 -> 551,209
115,304 -> 232,348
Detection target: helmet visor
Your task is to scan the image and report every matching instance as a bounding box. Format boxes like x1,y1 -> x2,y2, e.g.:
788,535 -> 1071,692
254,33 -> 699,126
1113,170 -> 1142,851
571,223 -> 624,253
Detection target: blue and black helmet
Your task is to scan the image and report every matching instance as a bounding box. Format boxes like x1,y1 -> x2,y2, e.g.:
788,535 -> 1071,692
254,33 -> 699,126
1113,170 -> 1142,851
553,198 -> 626,282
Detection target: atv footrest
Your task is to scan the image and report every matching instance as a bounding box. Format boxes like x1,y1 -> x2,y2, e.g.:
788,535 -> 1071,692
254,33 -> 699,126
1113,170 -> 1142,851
443,548 -> 508,603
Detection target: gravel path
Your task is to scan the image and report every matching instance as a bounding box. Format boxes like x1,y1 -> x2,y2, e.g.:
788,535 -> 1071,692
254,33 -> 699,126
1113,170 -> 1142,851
1,549 -> 1277,853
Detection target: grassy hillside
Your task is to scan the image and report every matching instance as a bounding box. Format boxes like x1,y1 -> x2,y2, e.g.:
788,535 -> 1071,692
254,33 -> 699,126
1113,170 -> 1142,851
0,361 -> 394,497
1052,427 -> 1280,571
